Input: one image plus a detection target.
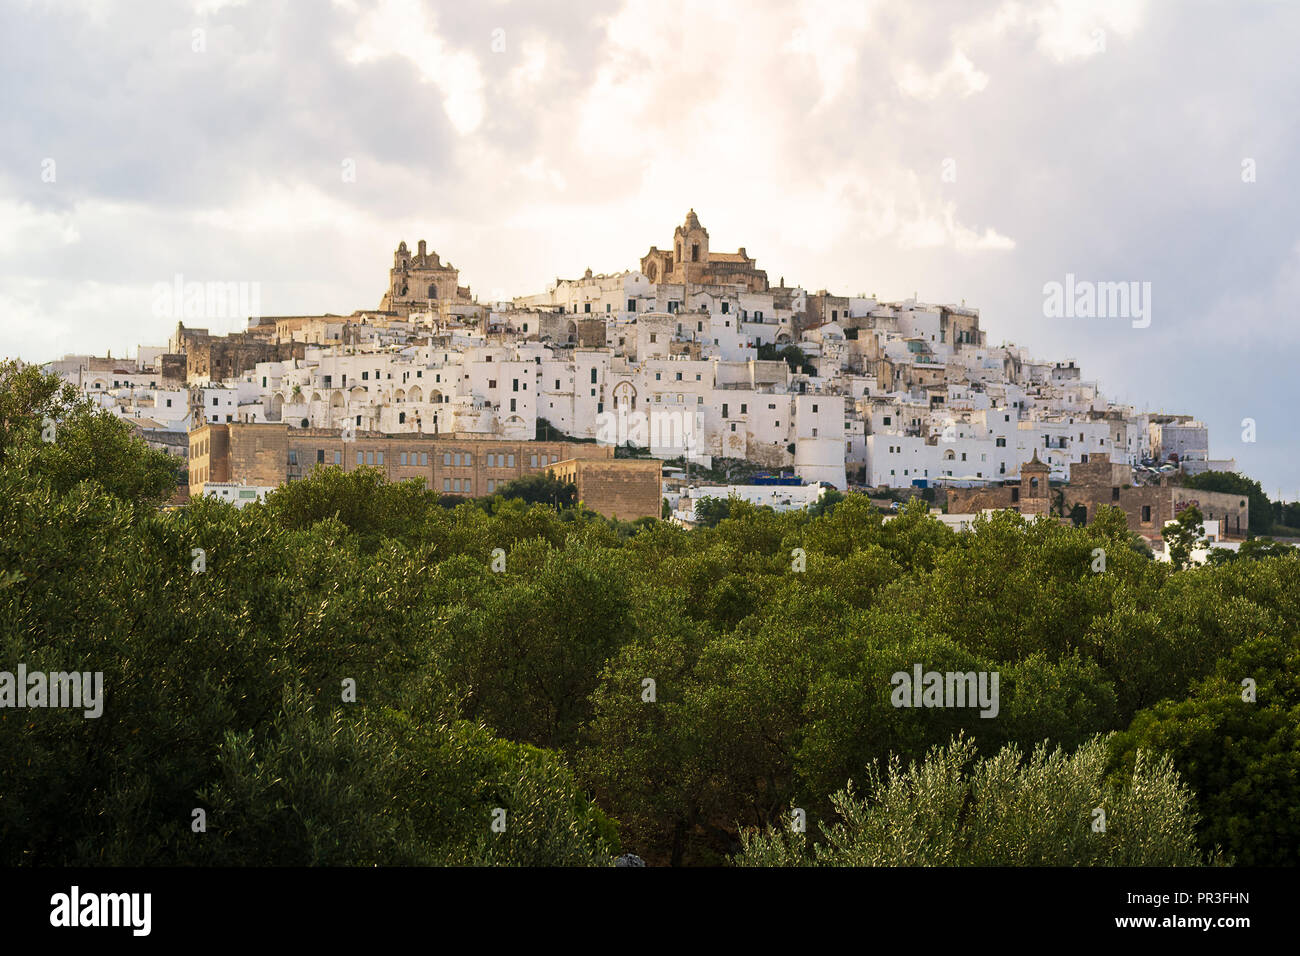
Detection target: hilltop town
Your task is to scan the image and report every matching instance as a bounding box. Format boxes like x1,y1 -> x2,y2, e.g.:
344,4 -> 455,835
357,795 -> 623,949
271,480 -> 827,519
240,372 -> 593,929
45,210 -> 1245,547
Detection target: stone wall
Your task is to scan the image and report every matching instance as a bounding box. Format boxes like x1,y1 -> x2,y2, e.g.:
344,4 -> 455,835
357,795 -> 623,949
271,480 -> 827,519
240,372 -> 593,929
551,458 -> 663,520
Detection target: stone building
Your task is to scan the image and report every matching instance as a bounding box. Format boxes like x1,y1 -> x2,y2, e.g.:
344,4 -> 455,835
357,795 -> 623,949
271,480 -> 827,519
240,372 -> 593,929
1062,453 -> 1248,539
380,240 -> 473,317
188,423 -> 654,519
944,451 -> 1250,541
947,451 -> 1052,515
171,322 -> 304,384
189,422 -> 288,494
639,210 -> 769,292
549,457 -> 663,521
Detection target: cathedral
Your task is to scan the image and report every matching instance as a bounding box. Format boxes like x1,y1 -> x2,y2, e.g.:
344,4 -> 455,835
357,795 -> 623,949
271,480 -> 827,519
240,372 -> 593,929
639,210 -> 769,292
380,240 -> 473,317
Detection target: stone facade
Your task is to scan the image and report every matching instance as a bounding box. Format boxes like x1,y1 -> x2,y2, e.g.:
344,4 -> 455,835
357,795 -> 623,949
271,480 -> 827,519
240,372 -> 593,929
172,323 -> 304,384
189,423 -> 286,495
380,240 -> 473,317
947,452 -> 1051,515
945,451 -> 1250,540
640,210 -> 769,292
189,423 -> 633,512
550,458 -> 663,521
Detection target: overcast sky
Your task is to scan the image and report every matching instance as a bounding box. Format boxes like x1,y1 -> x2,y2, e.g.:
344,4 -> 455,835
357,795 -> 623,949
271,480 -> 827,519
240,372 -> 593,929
2,0 -> 1297,493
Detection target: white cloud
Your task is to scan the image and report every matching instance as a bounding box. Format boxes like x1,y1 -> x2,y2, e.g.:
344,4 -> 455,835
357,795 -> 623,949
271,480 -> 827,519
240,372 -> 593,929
897,50 -> 991,100
341,0 -> 485,134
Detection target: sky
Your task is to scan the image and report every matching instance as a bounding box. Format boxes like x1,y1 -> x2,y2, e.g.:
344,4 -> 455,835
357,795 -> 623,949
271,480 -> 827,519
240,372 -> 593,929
2,0 -> 1297,494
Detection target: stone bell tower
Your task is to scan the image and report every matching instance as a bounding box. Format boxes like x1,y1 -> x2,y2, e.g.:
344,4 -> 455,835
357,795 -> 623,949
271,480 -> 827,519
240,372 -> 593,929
1019,450 -> 1051,516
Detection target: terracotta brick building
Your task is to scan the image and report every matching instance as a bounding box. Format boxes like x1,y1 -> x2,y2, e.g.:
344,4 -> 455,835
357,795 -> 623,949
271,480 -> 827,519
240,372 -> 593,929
188,423 -> 659,519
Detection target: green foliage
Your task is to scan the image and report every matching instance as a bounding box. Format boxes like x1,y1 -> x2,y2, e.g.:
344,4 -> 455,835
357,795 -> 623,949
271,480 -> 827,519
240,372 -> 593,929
491,471 -> 578,511
807,489 -> 843,519
735,735 -> 1211,866
1164,505 -> 1207,571
756,343 -> 815,375
1111,630 -> 1300,865
692,495 -> 731,528
3,364 -> 1297,866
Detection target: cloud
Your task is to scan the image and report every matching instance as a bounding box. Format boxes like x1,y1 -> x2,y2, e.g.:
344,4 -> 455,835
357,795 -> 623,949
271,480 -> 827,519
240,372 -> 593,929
0,0 -> 1297,490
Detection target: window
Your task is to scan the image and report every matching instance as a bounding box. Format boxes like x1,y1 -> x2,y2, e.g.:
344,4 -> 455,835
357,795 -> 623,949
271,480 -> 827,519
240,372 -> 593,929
357,452 -> 364,465
507,455 -> 514,467
465,453 -> 473,466
366,452 -> 374,465
420,453 -> 428,466
376,452 -> 383,465
590,368 -> 597,384
443,479 -> 451,491
443,453 -> 451,466
1112,487 -> 1120,501
489,380 -> 497,389
334,451 -> 341,465
317,449 -> 325,464
1141,505 -> 1152,522
721,302 -> 729,314
530,455 -> 538,467
487,454 -> 495,467
510,399 -> 517,412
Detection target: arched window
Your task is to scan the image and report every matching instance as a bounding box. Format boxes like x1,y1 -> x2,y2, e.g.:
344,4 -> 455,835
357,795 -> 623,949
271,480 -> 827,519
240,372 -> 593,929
1030,477 -> 1039,492
427,283 -> 438,299
691,242 -> 699,262
675,242 -> 681,263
